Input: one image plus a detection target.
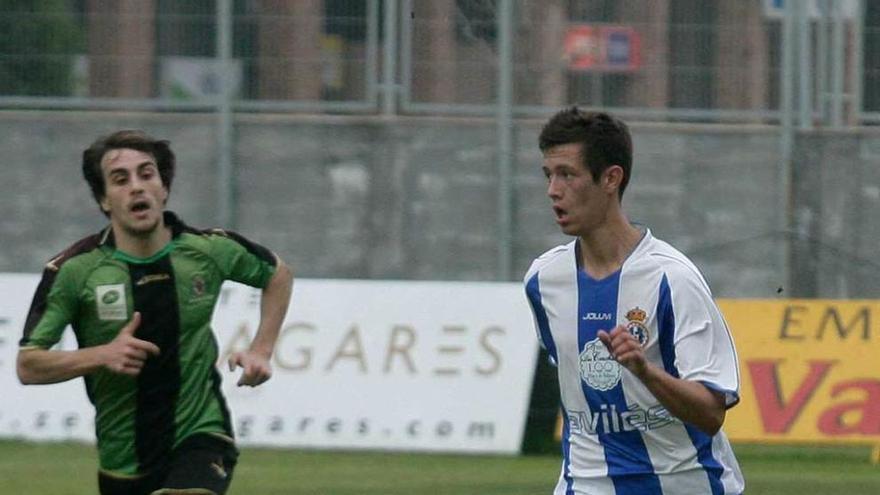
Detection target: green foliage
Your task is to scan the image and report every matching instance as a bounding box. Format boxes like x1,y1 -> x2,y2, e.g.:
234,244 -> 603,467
0,440 -> 877,494
0,0 -> 84,96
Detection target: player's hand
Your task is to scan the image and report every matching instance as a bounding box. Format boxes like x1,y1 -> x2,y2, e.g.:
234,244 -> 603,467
227,350 -> 272,387
598,325 -> 647,378
102,312 -> 160,376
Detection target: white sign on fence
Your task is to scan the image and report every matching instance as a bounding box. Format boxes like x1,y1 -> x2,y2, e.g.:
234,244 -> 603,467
0,275 -> 539,454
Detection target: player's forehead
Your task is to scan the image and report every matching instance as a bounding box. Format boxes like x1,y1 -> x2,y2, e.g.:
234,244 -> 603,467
100,148 -> 157,175
542,142 -> 584,169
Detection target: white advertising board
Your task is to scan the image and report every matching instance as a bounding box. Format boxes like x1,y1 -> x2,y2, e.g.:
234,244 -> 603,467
0,275 -> 539,454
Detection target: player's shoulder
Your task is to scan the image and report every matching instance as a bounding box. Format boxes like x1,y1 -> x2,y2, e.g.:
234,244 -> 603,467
637,231 -> 710,289
174,224 -> 234,265
524,240 -> 575,282
172,213 -> 253,247
181,225 -> 261,250
176,219 -> 275,265
171,213 -> 240,249
178,224 -> 231,244
44,229 -> 110,274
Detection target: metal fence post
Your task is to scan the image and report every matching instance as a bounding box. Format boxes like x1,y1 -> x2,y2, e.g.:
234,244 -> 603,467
383,0 -> 399,116
853,0 -> 865,125
496,0 -> 514,281
780,0 -> 796,295
816,0 -> 829,123
830,0 -> 845,127
366,0 -> 380,107
216,0 -> 235,228
797,0 -> 813,130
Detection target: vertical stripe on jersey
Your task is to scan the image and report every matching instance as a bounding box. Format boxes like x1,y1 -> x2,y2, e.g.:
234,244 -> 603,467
656,274 -> 725,495
576,271 -> 661,494
525,273 -> 559,363
130,257 -> 181,472
560,405 -> 574,495
209,337 -> 235,437
656,275 -> 677,376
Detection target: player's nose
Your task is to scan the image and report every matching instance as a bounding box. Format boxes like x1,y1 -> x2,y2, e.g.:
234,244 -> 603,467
547,177 -> 562,198
129,176 -> 146,192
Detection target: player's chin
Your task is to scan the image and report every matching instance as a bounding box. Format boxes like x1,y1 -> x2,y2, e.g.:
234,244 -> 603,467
127,218 -> 161,234
559,223 -> 580,236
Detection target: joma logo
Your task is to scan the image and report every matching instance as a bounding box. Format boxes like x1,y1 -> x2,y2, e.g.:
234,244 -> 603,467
583,312 -> 613,321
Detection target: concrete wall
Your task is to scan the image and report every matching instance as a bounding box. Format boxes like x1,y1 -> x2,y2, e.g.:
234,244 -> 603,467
1,111 -> 877,298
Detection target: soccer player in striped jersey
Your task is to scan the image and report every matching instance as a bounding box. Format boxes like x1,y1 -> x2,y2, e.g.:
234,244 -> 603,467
17,130 -> 294,495
524,108 -> 744,495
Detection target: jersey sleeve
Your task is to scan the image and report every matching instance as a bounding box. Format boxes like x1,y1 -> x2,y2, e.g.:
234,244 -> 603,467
524,261 -> 558,366
20,264 -> 79,349
662,269 -> 741,408
209,230 -> 278,288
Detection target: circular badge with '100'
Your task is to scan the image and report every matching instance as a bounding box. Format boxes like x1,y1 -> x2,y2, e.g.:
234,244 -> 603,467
579,337 -> 621,391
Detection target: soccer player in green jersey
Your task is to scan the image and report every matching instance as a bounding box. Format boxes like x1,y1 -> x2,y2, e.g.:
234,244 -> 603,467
17,130 -> 294,495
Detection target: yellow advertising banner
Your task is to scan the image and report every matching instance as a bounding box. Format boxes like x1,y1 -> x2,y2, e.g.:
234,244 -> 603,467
720,299 -> 880,445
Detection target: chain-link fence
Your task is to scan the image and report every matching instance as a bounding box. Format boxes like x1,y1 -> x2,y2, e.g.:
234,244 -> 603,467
0,0 -> 875,123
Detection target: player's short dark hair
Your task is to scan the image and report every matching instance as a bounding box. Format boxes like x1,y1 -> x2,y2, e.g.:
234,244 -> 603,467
82,130 -> 176,211
538,107 -> 633,200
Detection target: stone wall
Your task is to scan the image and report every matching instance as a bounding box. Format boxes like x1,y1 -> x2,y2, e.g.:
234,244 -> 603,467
1,111 -> 877,297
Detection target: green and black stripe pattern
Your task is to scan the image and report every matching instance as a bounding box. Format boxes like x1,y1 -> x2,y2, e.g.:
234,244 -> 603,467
21,212 -> 276,476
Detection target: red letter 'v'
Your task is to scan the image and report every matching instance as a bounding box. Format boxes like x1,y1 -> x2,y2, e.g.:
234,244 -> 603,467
748,360 -> 835,433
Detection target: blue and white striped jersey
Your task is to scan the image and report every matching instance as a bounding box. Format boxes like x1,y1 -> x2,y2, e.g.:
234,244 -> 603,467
524,229 -> 744,495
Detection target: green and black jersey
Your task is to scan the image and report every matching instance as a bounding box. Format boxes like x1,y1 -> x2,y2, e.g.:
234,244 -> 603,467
20,212 -> 277,477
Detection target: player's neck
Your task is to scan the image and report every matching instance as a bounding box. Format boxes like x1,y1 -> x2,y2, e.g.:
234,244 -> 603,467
578,215 -> 643,279
112,221 -> 173,260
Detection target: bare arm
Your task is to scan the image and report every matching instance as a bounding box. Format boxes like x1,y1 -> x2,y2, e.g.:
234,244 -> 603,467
228,259 -> 294,386
17,312 -> 160,385
18,346 -> 110,385
599,325 -> 726,435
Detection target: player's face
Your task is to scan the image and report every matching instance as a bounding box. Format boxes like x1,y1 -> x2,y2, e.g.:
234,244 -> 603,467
99,148 -> 168,237
542,143 -> 613,237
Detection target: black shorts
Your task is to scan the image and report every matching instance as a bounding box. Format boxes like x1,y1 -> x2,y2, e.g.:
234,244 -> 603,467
98,433 -> 239,495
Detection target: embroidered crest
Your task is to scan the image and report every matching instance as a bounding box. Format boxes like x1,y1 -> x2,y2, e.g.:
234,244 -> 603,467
625,307 -> 650,346
192,274 -> 206,298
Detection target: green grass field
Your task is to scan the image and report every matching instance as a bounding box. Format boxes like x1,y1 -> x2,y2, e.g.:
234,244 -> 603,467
0,440 -> 877,494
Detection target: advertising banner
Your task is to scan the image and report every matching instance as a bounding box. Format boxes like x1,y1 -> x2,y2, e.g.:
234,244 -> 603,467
0,274 -> 94,442
720,299 -> 880,444
0,275 -> 539,454
563,24 -> 641,72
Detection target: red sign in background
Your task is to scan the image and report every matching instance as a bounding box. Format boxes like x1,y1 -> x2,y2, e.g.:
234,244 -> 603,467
563,25 -> 641,72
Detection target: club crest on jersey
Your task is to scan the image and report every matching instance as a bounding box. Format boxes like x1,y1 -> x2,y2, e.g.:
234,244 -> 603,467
192,274 -> 206,297
189,273 -> 213,303
626,307 -> 649,346
95,284 -> 127,321
579,337 -> 621,391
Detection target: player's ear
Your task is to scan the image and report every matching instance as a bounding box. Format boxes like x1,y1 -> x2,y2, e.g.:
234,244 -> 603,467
99,196 -> 111,213
604,165 -> 624,192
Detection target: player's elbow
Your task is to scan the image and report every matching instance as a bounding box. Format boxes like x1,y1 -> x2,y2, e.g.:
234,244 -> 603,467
16,352 -> 39,385
272,258 -> 294,292
701,421 -> 721,437
278,259 -> 293,284
698,408 -> 726,436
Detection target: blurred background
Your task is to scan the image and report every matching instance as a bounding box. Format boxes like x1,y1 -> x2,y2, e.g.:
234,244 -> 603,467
0,0 -> 878,298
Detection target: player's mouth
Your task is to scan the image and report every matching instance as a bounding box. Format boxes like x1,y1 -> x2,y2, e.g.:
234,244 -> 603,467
129,199 -> 152,217
553,205 -> 568,224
